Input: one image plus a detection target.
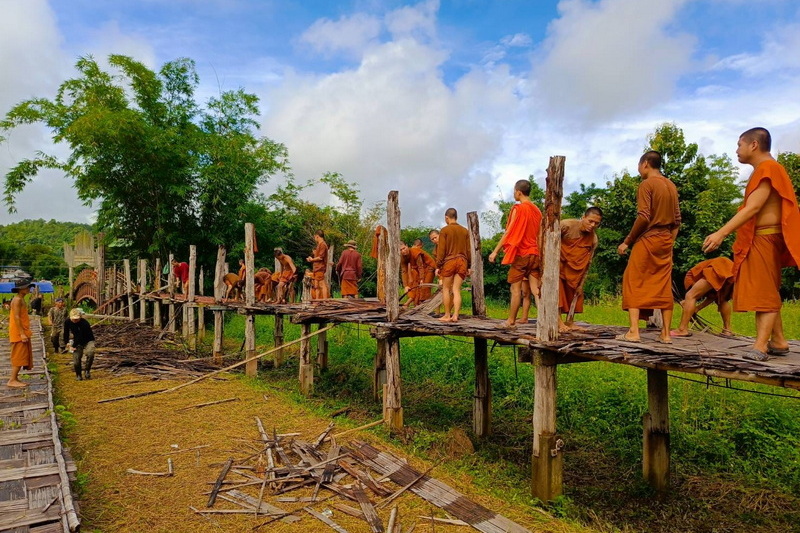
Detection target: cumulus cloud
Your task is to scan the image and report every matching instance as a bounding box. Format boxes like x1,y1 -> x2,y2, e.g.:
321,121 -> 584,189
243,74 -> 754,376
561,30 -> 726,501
299,13 -> 382,58
501,33 -> 533,48
385,0 -> 439,41
712,23 -> 800,76
534,0 -> 695,123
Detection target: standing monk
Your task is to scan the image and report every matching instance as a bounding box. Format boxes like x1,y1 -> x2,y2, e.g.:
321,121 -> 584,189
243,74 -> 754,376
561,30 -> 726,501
671,257 -> 734,337
559,207 -> 603,331
7,280 -> 34,388
273,248 -> 297,304
410,239 -> 437,304
703,128 -> 800,360
489,179 -> 543,328
617,151 -> 681,344
399,243 -> 419,304
171,259 -> 190,294
336,240 -> 363,298
307,230 -> 330,299
436,208 -> 471,322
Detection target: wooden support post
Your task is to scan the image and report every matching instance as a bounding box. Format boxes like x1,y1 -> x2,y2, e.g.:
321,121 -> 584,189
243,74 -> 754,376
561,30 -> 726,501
213,246 -> 226,364
68,266 -> 74,300
244,223 -> 257,377
468,211 -> 490,437
299,323 -> 313,394
317,322 -> 329,371
124,259 -> 135,321
153,258 -> 161,330
325,245 -> 334,298
96,243 -> 105,309
376,226 -> 387,303
383,190 -> 403,430
643,369 -> 670,492
197,267 -> 205,344
532,155 -> 565,502
274,314 -> 285,367
374,338 -> 387,402
168,253 -> 176,334
139,259 -> 147,324
187,245 -> 197,350
114,266 -> 122,313
373,227 -> 389,401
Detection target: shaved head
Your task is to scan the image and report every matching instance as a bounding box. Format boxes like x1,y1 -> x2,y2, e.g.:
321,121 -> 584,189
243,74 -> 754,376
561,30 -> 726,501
445,207 -> 457,220
639,150 -> 662,170
584,206 -> 603,219
740,127 -> 772,152
514,179 -> 531,196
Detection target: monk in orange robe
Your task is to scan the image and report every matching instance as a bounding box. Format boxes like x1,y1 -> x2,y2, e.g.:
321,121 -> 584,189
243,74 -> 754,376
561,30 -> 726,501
7,281 -> 34,388
399,243 -> 420,305
435,208 -> 471,322
410,239 -> 436,304
306,230 -> 330,299
703,127 -> 800,360
670,257 -> 734,337
558,207 -> 602,331
489,179 -> 543,328
254,268 -> 273,303
617,151 -> 681,344
223,273 -> 244,300
273,247 -> 297,304
336,240 -> 362,298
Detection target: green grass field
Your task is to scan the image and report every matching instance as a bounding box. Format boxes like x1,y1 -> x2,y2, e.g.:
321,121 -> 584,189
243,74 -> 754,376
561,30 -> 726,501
217,299 -> 800,531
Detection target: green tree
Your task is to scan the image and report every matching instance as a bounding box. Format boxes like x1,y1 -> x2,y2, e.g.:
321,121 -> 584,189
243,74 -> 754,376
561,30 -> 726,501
1,55 -> 288,261
777,152 -> 800,298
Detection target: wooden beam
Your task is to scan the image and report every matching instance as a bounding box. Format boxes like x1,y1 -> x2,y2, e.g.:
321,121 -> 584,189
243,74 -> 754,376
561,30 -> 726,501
325,244 -> 334,297
139,258 -> 147,324
245,223 -> 257,377
168,253 -> 176,334
383,190 -> 403,430
643,368 -> 670,492
187,245 -> 197,350
96,239 -> 105,308
213,246 -> 226,365
374,228 -> 389,400
299,323 -> 313,394
153,257 -> 161,330
376,226 -> 387,303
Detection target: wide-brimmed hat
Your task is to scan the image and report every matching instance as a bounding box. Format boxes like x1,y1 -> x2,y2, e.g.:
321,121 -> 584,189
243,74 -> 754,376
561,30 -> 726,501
69,308 -> 84,320
11,279 -> 34,293
344,240 -> 357,248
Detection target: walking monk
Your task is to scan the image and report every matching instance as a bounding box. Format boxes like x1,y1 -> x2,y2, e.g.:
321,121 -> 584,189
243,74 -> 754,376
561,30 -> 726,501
559,206 -> 602,331
336,240 -> 362,298
703,127 -> 800,360
489,179 -> 543,328
617,151 -> 681,344
8,280 -> 34,388
436,208 -> 471,322
307,230 -> 330,299
671,257 -> 734,337
410,239 -> 437,304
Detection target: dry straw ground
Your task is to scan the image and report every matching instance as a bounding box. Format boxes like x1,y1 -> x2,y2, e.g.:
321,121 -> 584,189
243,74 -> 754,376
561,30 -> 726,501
52,349 -> 591,533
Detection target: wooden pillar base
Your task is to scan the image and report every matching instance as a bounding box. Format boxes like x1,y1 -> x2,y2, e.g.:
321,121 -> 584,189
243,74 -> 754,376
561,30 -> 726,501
212,311 -> 224,365
299,323 -> 313,395
383,336 -> 402,431
274,315 -> 285,368
245,314 -> 257,377
317,324 -> 329,371
643,368 -> 670,492
374,339 -> 387,402
532,433 -> 563,501
473,338 -> 491,437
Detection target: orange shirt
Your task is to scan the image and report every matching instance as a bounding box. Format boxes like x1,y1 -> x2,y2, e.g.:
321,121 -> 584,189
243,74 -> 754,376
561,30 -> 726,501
436,222 -> 471,269
623,175 -> 681,245
312,241 -> 329,273
501,201 -> 542,264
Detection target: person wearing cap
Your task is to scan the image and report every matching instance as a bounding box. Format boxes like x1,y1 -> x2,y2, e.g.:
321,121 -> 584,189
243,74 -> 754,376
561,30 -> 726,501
7,280 -> 34,388
47,298 -> 68,354
336,240 -> 363,298
63,308 -> 96,380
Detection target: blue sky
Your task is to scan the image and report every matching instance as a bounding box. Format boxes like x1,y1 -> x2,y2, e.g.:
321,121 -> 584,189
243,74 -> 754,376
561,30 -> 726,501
2,0 -> 800,228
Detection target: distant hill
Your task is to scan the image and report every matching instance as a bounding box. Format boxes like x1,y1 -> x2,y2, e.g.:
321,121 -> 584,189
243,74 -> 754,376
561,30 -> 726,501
0,219 -> 93,281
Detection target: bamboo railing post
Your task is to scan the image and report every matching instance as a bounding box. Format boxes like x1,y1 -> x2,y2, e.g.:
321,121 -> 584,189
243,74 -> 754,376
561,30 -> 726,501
187,245 -> 197,350
212,246 -> 226,364
244,224 -> 257,377
468,211 -> 490,437
643,369 -> 670,492
124,259 -> 135,321
153,258 -> 162,330
168,253 -> 176,334
383,190 -> 403,430
374,227 -> 388,401
197,266 -> 205,344
532,155 -> 565,502
139,258 -> 147,324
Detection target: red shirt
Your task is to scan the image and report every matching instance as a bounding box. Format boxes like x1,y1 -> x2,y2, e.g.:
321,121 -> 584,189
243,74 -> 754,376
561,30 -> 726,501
173,262 -> 189,283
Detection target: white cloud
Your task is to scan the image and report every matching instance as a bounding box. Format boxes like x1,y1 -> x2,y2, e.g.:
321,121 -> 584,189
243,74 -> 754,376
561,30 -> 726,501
385,0 -> 439,41
299,13 -> 382,58
534,0 -> 696,123
501,33 -> 533,48
712,23 -> 800,76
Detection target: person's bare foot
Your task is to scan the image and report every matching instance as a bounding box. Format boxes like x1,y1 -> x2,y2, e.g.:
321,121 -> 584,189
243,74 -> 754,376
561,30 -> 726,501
450,316 -> 459,322
720,329 -> 733,337
670,329 -> 692,337
615,332 -> 641,342
500,320 -> 517,329
517,319 -> 529,324
558,323 -> 571,333
658,335 -> 673,344
438,315 -> 452,322
6,380 -> 28,388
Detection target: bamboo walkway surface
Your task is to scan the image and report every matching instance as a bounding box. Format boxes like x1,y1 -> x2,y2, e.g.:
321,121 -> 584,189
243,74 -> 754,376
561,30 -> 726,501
153,293 -> 800,391
0,317 -> 79,532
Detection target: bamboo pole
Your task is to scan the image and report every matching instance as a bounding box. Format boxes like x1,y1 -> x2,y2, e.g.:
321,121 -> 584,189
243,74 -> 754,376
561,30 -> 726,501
139,258 -> 147,324
468,211 -> 490,437
168,253 -> 176,334
213,246 -> 226,364
153,257 -> 162,330
187,245 -> 197,350
124,259 -> 135,322
244,223 -> 257,377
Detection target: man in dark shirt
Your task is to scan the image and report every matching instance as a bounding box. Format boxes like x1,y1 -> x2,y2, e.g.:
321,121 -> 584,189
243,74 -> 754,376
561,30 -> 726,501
64,308 -> 96,380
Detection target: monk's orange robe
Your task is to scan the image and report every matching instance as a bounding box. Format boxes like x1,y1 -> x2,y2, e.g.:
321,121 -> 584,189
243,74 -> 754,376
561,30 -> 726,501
732,160 -> 800,312
400,253 -> 419,296
436,222 -> 471,278
558,219 -> 596,314
409,247 -> 436,304
622,175 -> 681,311
9,298 -> 33,370
276,255 -> 296,283
370,226 -> 385,259
501,202 -> 542,265
684,257 -> 733,306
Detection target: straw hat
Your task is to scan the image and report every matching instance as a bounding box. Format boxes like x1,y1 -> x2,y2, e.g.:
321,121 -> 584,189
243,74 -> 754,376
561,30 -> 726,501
344,240 -> 357,248
69,308 -> 84,320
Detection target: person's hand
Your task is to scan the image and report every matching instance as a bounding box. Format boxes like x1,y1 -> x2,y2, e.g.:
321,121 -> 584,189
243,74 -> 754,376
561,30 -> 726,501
617,243 -> 629,256
466,269 -> 472,277
435,269 -> 440,277
20,334 -> 28,342
488,251 -> 497,263
404,286 -> 411,292
702,231 -> 725,253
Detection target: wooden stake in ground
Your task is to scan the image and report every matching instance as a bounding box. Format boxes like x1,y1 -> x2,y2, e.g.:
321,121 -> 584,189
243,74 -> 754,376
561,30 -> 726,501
383,190 -> 403,431
207,457 -> 234,507
245,223 -> 257,377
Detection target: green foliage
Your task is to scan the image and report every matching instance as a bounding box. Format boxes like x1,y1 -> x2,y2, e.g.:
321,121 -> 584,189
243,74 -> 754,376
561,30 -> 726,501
778,151 -> 800,298
1,54 -> 289,262
0,219 -> 90,280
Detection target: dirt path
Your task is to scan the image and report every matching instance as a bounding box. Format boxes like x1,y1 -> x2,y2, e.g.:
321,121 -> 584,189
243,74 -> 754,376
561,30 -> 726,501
51,349 -> 590,533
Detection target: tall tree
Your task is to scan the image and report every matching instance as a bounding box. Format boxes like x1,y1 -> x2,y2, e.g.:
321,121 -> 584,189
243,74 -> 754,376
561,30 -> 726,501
1,55 -> 288,260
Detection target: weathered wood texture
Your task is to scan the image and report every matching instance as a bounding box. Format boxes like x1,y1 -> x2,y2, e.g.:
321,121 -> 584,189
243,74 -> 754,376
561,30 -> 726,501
467,211 -> 486,318
531,350 -> 561,501
383,191 -> 403,430
153,257 -> 162,330
139,258 -> 147,324
537,155 -> 565,342
96,240 -> 105,308
299,323 -> 314,394
643,369 -> 670,492
212,246 -> 226,364
245,224 -> 257,377
168,253 -> 176,334
124,258 -> 134,322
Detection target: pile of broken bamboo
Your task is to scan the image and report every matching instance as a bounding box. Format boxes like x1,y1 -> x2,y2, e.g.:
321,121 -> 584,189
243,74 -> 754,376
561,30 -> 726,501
195,419 -> 531,533
91,322 -> 220,378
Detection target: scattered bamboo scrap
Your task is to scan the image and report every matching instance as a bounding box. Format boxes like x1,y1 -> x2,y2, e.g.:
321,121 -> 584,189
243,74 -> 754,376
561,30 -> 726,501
127,458 -> 174,476
196,421 -> 531,533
